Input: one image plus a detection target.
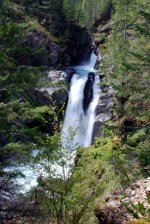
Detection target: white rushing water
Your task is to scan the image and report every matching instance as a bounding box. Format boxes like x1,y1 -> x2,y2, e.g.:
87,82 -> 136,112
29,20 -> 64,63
61,53 -> 100,149
6,53 -> 100,193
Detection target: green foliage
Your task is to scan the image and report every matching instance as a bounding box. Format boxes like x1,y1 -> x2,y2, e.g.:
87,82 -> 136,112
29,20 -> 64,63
126,194 -> 150,221
100,0 -> 150,178
126,129 -> 146,147
68,136 -> 122,223
62,0 -> 112,30
103,0 -> 150,118
22,135 -> 123,224
1,0 -> 150,223
138,139 -> 150,170
0,3 -> 65,223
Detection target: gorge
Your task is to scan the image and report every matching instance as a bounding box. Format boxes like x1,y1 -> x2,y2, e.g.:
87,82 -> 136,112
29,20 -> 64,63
0,0 -> 149,223
10,51 -> 102,191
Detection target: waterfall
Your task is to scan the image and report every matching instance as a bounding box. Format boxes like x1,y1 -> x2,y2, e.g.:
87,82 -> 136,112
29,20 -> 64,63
61,53 -> 100,149
8,53 -> 100,192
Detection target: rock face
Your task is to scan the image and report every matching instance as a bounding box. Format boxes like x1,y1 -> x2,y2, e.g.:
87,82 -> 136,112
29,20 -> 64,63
17,24 -> 92,67
18,31 -> 60,67
28,86 -> 68,134
94,177 -> 150,224
62,68 -> 76,83
29,87 -> 68,109
83,72 -> 95,113
92,76 -> 113,142
27,68 -> 76,134
47,68 -> 75,83
89,47 -> 114,142
94,20 -> 115,46
29,68 -> 75,108
63,24 -> 93,65
122,178 -> 150,211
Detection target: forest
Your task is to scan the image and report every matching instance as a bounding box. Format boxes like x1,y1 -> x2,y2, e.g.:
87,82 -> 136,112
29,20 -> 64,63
0,0 -> 150,223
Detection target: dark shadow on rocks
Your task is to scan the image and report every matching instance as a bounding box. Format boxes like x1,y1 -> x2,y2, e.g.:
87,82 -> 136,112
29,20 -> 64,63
83,72 -> 95,113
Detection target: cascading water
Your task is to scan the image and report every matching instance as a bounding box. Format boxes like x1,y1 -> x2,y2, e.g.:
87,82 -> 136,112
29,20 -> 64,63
61,53 -> 100,149
7,53 -> 100,192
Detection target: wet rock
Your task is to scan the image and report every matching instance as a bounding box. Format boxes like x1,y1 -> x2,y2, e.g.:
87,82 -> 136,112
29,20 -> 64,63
83,72 -> 95,113
92,82 -> 113,141
62,68 -> 76,83
95,54 -> 102,69
96,112 -> 112,123
96,103 -> 108,114
47,68 -> 75,83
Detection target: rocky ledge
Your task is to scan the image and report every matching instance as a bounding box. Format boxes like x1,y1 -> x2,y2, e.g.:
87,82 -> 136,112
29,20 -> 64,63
47,68 -> 76,83
29,68 -> 76,108
94,177 -> 150,224
17,25 -> 92,68
27,68 -> 76,134
92,70 -> 114,142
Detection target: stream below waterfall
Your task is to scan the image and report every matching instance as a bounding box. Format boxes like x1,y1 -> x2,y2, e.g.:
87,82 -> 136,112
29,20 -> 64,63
4,52 -> 100,192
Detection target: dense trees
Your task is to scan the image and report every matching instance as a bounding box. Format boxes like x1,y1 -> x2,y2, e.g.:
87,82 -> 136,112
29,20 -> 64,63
101,0 -> 150,175
0,0 -> 62,222
0,0 -> 149,223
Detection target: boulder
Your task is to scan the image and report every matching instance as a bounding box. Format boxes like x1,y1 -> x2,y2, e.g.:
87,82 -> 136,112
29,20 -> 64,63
61,68 -> 76,83
47,68 -> 76,83
47,70 -> 60,81
29,87 -> 68,110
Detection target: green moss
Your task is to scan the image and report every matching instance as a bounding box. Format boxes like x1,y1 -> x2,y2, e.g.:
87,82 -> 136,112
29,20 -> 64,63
70,136 -> 121,223
25,17 -> 58,42
126,129 -> 146,147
